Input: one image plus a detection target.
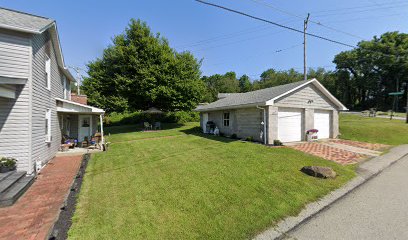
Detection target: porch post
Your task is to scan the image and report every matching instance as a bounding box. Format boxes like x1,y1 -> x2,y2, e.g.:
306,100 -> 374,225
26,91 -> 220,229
100,114 -> 104,144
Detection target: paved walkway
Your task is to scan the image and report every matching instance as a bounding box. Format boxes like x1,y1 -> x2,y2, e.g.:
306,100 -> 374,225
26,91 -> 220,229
289,140 -> 389,165
286,153 -> 408,240
0,155 -> 82,240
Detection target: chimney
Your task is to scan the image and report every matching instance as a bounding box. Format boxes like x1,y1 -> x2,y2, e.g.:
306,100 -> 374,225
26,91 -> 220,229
71,93 -> 88,105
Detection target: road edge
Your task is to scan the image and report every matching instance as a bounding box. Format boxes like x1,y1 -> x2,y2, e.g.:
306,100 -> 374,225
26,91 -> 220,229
253,144 -> 408,240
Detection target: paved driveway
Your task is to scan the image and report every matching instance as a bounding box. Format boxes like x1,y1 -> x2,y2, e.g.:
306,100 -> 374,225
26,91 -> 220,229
286,153 -> 408,240
289,139 -> 389,164
0,155 -> 82,240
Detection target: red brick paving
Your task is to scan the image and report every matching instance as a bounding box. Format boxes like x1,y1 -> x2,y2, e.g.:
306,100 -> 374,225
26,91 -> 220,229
290,142 -> 367,165
330,139 -> 389,151
0,155 -> 82,240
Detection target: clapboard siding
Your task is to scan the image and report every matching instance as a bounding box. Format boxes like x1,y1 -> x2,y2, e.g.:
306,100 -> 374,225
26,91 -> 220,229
0,32 -> 30,79
31,30 -> 65,170
0,84 -> 30,171
275,84 -> 336,110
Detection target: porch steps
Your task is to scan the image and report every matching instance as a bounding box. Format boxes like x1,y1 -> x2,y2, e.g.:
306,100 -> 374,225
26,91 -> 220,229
0,171 -> 34,207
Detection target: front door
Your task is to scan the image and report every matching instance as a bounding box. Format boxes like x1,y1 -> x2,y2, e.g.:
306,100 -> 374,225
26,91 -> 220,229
78,115 -> 92,142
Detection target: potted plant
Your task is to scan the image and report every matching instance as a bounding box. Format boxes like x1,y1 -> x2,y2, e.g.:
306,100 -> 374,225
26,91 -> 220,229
306,129 -> 319,142
0,157 -> 17,173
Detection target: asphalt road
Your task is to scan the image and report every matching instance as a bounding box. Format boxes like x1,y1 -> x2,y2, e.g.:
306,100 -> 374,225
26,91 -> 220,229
286,154 -> 408,240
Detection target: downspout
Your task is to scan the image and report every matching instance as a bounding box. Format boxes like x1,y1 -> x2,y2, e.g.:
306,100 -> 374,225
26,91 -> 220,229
256,106 -> 267,145
100,113 -> 105,148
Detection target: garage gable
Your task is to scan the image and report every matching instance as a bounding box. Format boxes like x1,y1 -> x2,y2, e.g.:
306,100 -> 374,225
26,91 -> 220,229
274,84 -> 337,110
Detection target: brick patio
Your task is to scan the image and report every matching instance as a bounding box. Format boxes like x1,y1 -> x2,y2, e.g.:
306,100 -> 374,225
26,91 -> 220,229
289,142 -> 367,165
330,139 -> 389,151
0,155 -> 82,240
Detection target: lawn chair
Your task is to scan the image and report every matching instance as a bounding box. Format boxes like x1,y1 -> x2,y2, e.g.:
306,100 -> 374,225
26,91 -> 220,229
143,122 -> 152,131
154,122 -> 161,130
369,108 -> 377,117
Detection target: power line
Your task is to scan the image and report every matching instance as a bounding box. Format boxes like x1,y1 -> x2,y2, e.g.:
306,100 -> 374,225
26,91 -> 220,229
247,0 -> 365,40
195,0 -> 356,48
310,0 -> 408,14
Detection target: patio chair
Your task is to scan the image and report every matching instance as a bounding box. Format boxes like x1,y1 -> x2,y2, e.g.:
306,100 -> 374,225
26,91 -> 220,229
154,122 -> 161,130
143,122 -> 152,131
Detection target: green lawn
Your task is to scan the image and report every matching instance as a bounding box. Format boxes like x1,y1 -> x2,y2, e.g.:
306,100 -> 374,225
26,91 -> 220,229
69,124 -> 355,240
340,114 -> 408,145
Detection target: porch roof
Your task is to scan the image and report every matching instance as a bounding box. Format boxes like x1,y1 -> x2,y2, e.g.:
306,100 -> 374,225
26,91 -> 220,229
56,98 -> 104,114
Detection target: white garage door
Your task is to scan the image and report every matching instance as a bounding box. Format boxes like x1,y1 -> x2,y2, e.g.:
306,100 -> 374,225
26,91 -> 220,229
314,110 -> 331,139
278,108 -> 303,142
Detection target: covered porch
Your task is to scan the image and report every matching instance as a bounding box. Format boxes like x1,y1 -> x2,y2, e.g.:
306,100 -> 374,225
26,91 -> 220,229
56,98 -> 105,151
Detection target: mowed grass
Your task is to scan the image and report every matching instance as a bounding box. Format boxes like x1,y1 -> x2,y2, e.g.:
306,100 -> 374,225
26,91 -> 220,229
340,114 -> 408,145
69,124 -> 355,240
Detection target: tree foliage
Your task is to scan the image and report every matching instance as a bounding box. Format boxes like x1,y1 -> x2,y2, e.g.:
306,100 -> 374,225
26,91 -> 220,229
82,19 -> 205,113
333,31 -> 408,110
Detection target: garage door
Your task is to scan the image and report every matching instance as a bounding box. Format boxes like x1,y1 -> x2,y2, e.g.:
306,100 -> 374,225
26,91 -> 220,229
314,110 -> 331,139
278,108 -> 303,142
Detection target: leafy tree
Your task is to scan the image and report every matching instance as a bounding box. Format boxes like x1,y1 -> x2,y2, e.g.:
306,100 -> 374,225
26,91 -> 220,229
82,19 -> 205,112
201,71 -> 240,102
333,31 -> 408,111
252,68 -> 303,90
239,74 -> 252,92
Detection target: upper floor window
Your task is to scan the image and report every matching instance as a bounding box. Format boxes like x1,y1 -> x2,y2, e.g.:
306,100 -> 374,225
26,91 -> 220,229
63,76 -> 70,100
223,112 -> 230,127
45,109 -> 51,142
45,57 -> 51,90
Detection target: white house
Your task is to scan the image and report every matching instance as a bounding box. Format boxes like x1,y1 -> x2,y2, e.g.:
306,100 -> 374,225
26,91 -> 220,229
0,7 -> 105,175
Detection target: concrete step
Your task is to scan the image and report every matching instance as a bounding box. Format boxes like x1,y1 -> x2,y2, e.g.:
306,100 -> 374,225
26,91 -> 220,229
0,175 -> 35,207
0,171 -> 26,194
0,171 -> 15,182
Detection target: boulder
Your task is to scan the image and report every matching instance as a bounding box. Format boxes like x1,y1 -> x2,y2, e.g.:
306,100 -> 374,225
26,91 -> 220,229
301,166 -> 337,179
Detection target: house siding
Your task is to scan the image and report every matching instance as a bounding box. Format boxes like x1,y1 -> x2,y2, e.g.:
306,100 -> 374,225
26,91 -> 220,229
274,84 -> 336,110
0,30 -> 30,80
31,30 -> 65,171
206,107 -> 263,142
0,84 -> 30,171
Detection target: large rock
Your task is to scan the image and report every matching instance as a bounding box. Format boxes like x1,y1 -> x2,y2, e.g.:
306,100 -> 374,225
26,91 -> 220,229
301,166 -> 337,179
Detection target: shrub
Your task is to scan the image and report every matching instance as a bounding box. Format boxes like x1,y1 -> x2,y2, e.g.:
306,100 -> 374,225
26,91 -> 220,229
245,136 -> 254,142
0,157 -> 17,168
219,132 -> 225,137
230,133 -> 237,139
104,111 -> 200,126
273,140 -> 283,146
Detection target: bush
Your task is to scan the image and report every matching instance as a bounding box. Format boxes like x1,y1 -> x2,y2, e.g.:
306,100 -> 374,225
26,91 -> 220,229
0,157 -> 17,168
230,133 -> 237,139
273,140 -> 283,146
104,111 -> 200,127
245,136 -> 254,142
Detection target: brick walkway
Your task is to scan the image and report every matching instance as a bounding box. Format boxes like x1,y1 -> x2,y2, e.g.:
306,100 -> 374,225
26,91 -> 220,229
0,155 -> 82,240
330,139 -> 389,151
290,142 -> 367,165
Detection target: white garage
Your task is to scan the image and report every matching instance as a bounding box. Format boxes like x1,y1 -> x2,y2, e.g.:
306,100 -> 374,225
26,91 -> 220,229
278,108 -> 303,142
196,78 -> 348,144
314,110 -> 331,139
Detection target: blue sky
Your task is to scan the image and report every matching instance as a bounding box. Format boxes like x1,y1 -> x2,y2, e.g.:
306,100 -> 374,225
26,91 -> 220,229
2,0 -> 408,80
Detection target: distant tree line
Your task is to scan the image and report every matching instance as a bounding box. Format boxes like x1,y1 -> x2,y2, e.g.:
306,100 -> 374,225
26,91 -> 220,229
82,18 -> 408,113
201,32 -> 408,112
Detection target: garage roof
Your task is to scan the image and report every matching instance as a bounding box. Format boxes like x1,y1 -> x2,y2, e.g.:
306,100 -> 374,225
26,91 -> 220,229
195,79 -> 348,111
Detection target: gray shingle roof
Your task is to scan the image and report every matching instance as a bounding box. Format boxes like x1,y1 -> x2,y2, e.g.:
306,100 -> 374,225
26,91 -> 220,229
196,79 -> 310,111
0,7 -> 54,33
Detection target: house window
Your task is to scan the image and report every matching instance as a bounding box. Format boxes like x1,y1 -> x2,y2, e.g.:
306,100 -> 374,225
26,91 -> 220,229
223,112 -> 230,127
45,109 -> 51,142
45,57 -> 51,90
63,76 -> 70,99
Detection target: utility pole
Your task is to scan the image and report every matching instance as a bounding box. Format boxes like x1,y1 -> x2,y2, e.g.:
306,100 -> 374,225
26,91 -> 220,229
303,13 -> 310,81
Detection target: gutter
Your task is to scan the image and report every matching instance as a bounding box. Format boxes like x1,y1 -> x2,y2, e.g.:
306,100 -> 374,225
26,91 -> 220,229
256,106 -> 267,145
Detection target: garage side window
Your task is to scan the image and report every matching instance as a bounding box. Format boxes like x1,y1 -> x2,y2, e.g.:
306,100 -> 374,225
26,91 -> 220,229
223,112 -> 230,126
45,109 -> 51,142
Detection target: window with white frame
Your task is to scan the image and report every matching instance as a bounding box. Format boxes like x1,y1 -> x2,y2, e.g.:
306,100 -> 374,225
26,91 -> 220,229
223,112 -> 230,127
45,57 -> 51,89
63,76 -> 68,99
45,109 -> 51,142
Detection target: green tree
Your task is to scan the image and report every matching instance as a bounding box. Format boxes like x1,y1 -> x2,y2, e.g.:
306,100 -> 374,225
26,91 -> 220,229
333,31 -> 408,111
239,74 -> 252,92
201,71 -> 240,102
82,19 -> 205,112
